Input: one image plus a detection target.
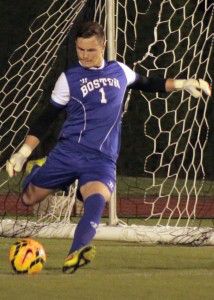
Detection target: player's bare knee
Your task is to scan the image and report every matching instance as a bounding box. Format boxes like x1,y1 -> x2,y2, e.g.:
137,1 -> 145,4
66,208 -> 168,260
80,181 -> 111,201
22,184 -> 52,206
22,190 -> 35,206
22,185 -> 38,206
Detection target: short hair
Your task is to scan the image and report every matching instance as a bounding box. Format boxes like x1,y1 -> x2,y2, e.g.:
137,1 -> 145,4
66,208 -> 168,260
75,21 -> 105,42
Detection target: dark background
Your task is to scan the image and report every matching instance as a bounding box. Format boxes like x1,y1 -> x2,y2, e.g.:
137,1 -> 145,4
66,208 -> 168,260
0,0 -> 213,180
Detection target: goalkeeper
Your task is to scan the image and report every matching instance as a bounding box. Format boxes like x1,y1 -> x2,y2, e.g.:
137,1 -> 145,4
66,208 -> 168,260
6,21 -> 211,274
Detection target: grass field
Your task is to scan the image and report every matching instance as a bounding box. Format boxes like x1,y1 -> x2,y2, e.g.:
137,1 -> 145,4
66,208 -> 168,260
0,238 -> 213,300
1,170 -> 214,197
0,171 -> 213,299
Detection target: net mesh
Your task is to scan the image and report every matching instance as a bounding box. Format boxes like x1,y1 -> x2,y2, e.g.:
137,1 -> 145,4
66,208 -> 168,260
131,0 -> 214,226
0,0 -> 87,171
0,0 -> 87,236
111,0 -> 214,228
0,0 -> 213,242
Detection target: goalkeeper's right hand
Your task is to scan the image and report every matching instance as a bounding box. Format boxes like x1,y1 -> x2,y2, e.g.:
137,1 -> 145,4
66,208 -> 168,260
6,144 -> 33,177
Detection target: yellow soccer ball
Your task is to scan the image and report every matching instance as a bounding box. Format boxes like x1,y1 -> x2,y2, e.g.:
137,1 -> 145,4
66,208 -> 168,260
9,238 -> 46,274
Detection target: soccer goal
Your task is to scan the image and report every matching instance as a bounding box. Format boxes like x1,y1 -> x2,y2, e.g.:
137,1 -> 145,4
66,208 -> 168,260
0,0 -> 213,245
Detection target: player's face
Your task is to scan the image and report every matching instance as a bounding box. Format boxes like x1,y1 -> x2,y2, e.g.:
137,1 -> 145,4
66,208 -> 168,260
76,36 -> 105,68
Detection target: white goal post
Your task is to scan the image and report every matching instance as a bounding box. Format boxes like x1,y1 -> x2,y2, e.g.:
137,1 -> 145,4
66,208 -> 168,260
0,0 -> 214,245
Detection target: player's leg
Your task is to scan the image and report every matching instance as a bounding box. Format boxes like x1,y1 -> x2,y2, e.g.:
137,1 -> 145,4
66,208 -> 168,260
62,143 -> 116,273
62,180 -> 113,274
70,181 -> 111,252
21,145 -> 76,206
22,183 -> 54,206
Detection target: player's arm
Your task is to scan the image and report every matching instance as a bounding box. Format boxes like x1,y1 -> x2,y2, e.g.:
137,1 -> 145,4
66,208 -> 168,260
6,72 -> 69,177
165,78 -> 211,97
128,75 -> 166,92
129,74 -> 211,98
6,103 -> 63,177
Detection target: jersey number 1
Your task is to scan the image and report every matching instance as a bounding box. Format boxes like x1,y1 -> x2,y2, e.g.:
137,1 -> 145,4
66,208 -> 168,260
99,87 -> 107,104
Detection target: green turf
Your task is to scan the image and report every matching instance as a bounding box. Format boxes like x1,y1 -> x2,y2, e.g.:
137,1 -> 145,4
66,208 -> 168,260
1,170 -> 214,197
0,238 -> 213,300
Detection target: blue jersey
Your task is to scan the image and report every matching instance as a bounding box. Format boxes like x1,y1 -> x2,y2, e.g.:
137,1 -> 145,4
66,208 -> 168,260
51,60 -> 137,161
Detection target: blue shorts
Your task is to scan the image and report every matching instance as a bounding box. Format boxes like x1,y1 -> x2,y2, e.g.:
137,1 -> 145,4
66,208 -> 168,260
30,139 -> 116,194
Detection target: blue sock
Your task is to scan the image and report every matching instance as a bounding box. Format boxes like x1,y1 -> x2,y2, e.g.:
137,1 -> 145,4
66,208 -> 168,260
70,194 -> 105,253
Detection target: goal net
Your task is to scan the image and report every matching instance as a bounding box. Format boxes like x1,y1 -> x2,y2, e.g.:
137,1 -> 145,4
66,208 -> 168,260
0,0 -> 213,245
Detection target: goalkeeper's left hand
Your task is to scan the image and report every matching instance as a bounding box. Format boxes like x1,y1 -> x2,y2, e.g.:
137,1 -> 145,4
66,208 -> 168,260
174,79 -> 211,98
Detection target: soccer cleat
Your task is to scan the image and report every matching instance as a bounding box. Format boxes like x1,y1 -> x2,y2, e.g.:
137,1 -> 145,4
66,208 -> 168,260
62,245 -> 96,274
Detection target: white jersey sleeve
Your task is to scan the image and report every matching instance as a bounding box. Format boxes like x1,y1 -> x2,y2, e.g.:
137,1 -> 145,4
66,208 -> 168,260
51,72 -> 70,106
116,61 -> 137,85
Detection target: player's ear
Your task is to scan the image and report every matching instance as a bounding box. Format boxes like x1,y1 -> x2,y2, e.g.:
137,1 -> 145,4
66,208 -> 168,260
102,40 -> 106,54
